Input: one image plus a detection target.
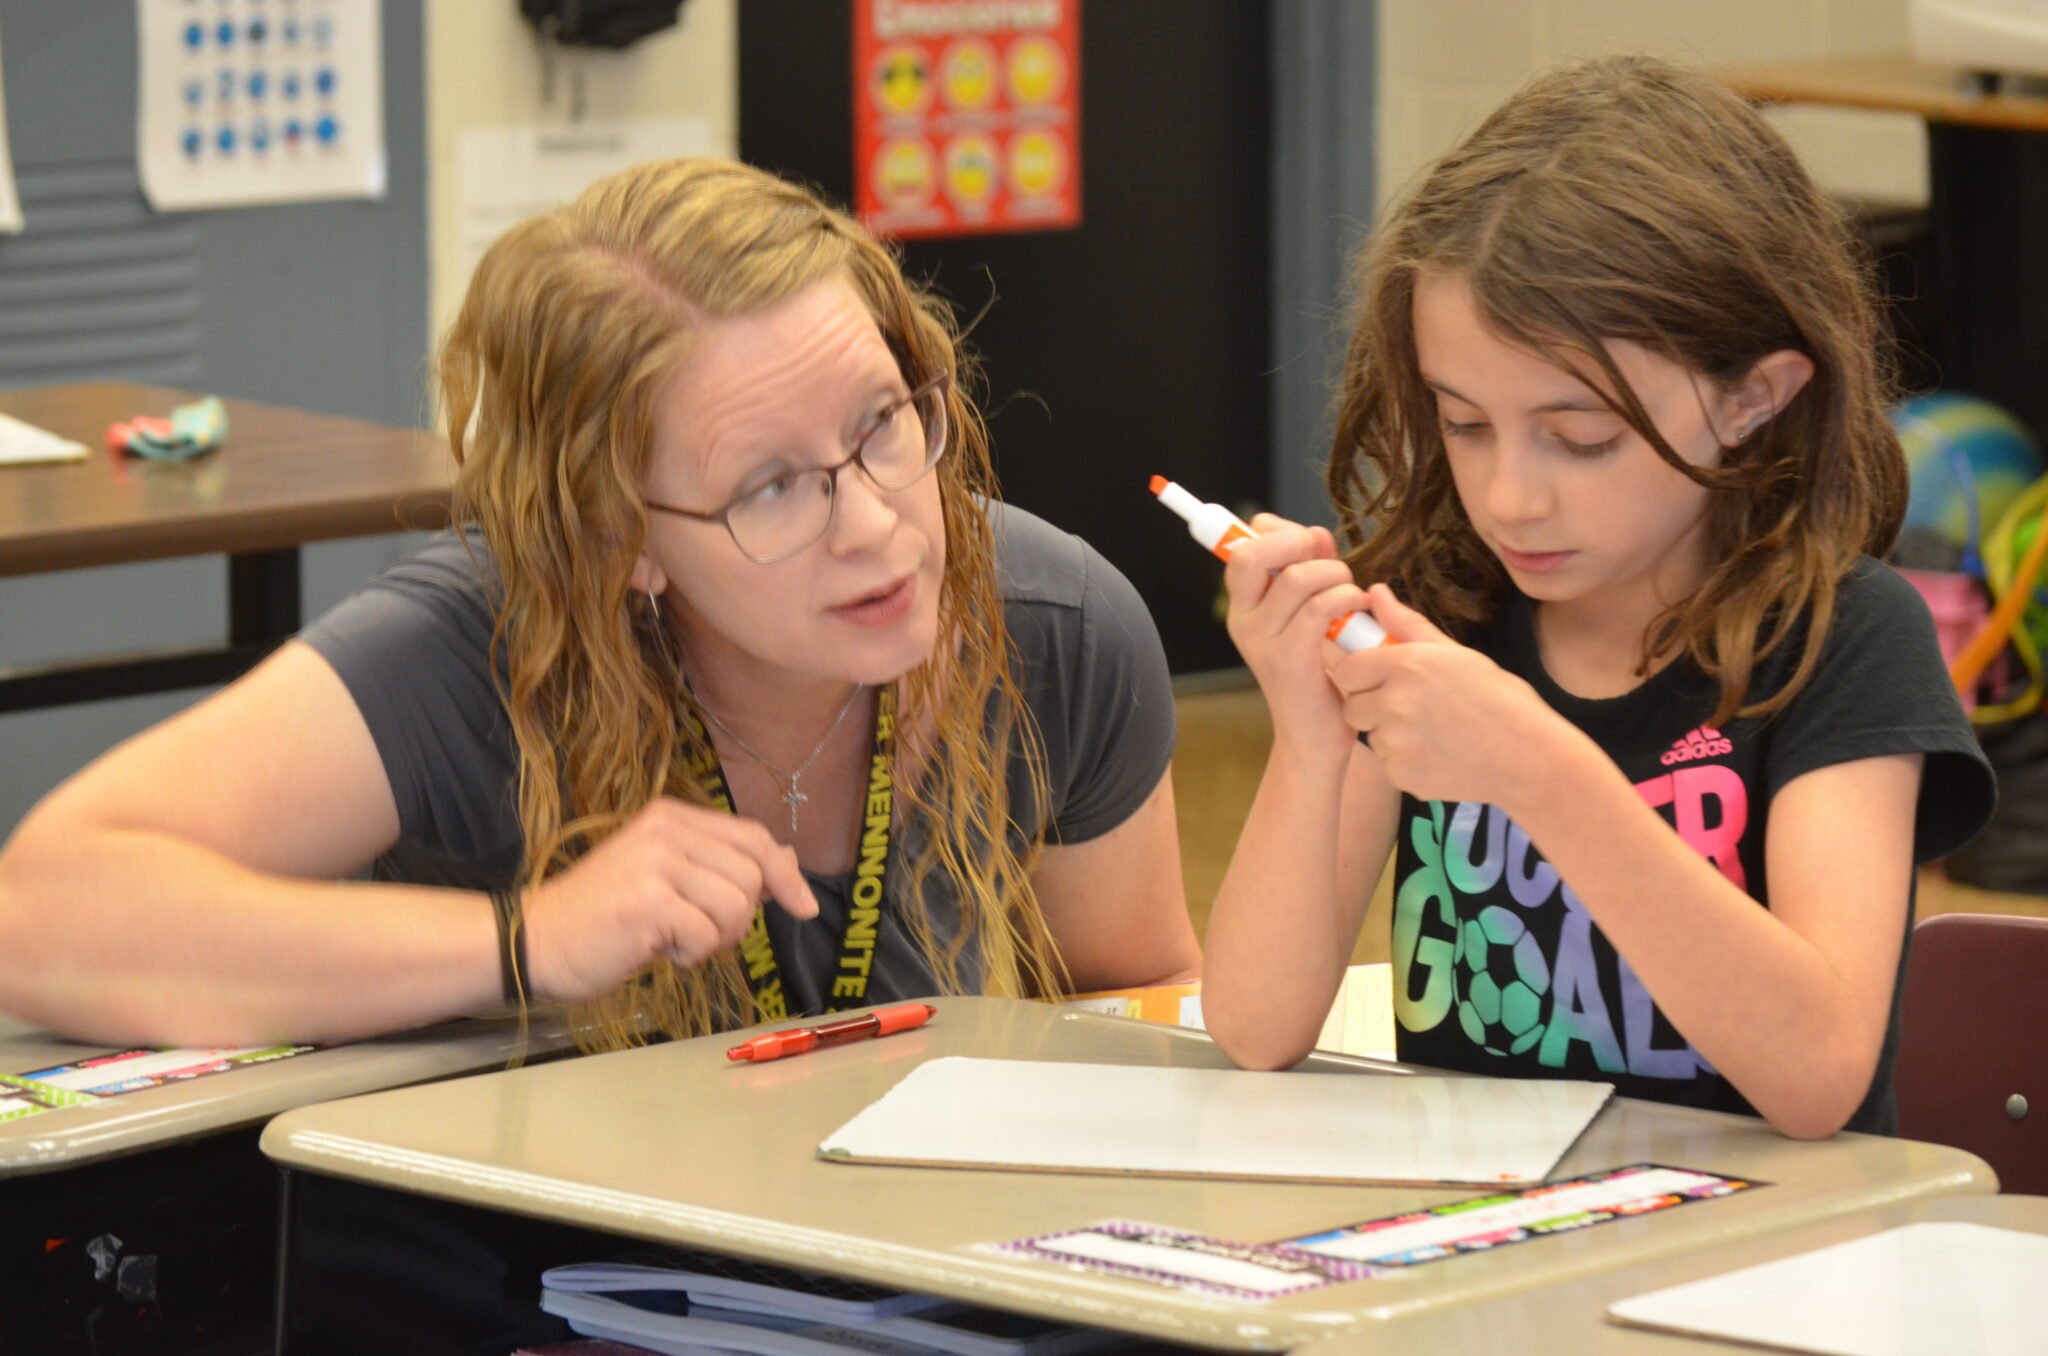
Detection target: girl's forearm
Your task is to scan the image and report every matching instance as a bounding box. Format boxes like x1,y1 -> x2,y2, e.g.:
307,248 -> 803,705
0,823 -> 503,1047
1202,751 -> 1356,1069
1510,730 -> 1886,1137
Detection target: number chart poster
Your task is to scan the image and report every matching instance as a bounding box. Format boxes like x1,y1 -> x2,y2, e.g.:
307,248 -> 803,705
854,0 -> 1081,240
137,0 -> 386,211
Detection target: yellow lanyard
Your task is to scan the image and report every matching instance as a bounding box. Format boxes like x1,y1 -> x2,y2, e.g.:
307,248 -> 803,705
681,686 -> 895,1020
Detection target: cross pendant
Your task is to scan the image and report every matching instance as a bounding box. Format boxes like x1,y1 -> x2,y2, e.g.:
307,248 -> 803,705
782,779 -> 808,833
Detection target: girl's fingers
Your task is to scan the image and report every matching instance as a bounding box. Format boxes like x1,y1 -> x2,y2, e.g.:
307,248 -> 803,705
1255,560 -> 1359,636
1342,688 -> 1382,736
1366,583 -> 1452,645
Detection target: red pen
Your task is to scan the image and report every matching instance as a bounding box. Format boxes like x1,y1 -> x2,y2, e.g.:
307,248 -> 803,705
725,1002 -> 937,1063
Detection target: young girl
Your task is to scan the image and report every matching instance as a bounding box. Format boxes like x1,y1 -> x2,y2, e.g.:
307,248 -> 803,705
0,160 -> 1196,1047
1202,56 -> 1993,1139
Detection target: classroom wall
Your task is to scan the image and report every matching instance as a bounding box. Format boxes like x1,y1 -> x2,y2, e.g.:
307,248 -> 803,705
0,0 -> 427,833
0,3 -> 739,839
1376,0 -> 1928,209
1270,1 -> 1377,528
422,0 -> 738,348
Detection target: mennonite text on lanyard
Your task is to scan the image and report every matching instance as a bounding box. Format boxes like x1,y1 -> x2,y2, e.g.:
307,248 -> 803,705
681,687 -> 896,1021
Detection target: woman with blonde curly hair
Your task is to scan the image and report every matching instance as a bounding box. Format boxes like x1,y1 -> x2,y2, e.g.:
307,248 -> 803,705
0,159 -> 1197,1047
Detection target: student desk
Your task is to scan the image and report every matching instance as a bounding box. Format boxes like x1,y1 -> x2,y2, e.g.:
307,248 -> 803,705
261,996 -> 1993,1355
0,381 -> 453,713
1292,1193 -> 2048,1354
0,1010 -> 573,1354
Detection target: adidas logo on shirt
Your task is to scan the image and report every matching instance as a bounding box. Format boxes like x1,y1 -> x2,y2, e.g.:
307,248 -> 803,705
1660,725 -> 1733,766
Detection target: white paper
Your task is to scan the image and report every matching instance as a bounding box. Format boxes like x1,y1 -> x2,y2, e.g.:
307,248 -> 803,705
819,1058 -> 1613,1187
1021,1232 -> 1326,1297
1316,962 -> 1395,1060
137,0 -> 386,211
454,117 -> 719,286
0,22 -> 23,233
1607,1222 -> 2048,1356
0,410 -> 87,465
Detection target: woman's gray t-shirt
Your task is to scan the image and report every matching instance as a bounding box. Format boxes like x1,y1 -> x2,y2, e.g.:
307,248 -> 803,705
297,503 -> 1176,1013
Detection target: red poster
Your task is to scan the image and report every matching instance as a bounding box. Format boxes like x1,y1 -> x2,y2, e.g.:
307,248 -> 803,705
854,0 -> 1082,240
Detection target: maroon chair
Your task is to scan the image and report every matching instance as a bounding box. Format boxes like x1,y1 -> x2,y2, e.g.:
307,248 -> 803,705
1894,912 -> 2048,1192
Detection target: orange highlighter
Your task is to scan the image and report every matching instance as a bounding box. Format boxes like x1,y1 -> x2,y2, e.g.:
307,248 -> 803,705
725,1002 -> 937,1063
1149,475 -> 1388,652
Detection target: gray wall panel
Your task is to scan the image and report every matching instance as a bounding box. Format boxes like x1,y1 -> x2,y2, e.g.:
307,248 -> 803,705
0,0 -> 428,833
1270,0 -> 1377,527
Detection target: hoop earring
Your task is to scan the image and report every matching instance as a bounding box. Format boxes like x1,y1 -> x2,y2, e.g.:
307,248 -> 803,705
640,586 -> 686,685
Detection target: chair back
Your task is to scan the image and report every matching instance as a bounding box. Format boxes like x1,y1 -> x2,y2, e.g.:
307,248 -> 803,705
1895,912 -> 2048,1192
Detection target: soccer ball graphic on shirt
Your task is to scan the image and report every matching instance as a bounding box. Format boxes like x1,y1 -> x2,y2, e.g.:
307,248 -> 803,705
1453,905 -> 1552,1056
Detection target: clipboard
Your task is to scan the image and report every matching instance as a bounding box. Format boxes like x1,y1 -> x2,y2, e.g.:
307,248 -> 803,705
816,1057 -> 1613,1187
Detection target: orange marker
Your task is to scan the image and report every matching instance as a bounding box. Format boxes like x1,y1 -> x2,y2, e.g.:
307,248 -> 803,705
725,1002 -> 936,1063
1149,475 -> 1388,652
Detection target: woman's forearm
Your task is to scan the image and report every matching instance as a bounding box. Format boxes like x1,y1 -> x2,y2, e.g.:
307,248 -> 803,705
0,820 -> 503,1047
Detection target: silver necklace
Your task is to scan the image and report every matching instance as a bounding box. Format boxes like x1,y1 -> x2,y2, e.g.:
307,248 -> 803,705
698,683 -> 865,833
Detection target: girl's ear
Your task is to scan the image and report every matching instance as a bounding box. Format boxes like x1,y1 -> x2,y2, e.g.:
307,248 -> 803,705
1723,348 -> 1816,443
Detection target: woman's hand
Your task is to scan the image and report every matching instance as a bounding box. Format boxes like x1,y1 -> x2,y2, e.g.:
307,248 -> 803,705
1222,514 -> 1373,770
520,799 -> 819,1003
1328,584 -> 1578,809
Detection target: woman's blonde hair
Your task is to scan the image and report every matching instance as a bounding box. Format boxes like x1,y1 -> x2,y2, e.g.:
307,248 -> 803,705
1332,56 -> 1907,725
439,158 -> 1059,1047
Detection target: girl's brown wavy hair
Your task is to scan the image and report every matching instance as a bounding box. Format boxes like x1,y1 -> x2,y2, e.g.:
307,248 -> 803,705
439,159 -> 1059,1048
1331,56 -> 1907,725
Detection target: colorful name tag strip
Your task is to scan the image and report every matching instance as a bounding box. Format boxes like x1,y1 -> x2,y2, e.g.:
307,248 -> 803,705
987,1167 -> 1758,1301
1282,1164 -> 1761,1268
989,1220 -> 1387,1302
0,1075 -> 101,1123
2,1043 -> 316,1120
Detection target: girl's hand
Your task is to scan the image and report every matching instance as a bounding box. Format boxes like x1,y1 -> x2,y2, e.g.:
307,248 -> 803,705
1328,584 -> 1575,809
519,798 -> 820,1003
1222,514 -> 1372,769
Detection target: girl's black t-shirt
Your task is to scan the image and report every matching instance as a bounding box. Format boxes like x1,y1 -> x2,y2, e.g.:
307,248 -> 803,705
1389,557 -> 1995,1134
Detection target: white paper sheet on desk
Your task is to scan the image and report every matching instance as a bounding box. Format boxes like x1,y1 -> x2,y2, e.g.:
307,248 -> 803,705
1606,1222 -> 2048,1356
818,1057 -> 1612,1187
0,411 -> 86,465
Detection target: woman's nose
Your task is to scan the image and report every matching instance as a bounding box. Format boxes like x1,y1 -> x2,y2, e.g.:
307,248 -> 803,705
824,457 -> 901,554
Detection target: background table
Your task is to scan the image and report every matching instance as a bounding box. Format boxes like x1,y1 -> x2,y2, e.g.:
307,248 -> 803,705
0,382 -> 453,713
263,996 -> 1993,1354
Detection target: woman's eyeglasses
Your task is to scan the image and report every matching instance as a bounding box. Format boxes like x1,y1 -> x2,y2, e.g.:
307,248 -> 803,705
645,371 -> 952,564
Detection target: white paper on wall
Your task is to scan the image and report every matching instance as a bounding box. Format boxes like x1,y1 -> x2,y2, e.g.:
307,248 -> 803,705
453,117 -> 718,288
0,22 -> 25,234
137,0 -> 386,211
